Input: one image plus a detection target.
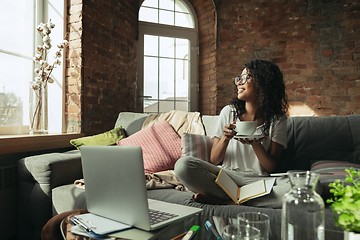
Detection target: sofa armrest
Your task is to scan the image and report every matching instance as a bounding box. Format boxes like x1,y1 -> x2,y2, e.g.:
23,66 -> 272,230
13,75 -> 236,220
18,150 -> 82,240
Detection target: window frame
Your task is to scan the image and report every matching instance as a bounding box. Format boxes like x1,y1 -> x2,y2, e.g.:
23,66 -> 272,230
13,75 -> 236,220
137,0 -> 199,113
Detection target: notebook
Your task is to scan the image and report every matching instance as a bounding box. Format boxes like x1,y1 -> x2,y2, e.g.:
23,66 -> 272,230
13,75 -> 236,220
80,145 -> 202,232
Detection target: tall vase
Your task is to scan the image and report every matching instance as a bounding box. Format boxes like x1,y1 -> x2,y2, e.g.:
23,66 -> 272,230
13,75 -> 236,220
281,170 -> 325,240
29,83 -> 48,134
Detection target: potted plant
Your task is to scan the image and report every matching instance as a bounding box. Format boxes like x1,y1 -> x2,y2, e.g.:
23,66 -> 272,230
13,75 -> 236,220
327,167 -> 360,240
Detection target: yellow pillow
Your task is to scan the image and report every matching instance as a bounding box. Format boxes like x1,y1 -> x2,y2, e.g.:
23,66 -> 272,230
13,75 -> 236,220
70,126 -> 125,150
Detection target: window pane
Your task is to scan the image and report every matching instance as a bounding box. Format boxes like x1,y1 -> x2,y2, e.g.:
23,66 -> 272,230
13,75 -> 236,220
176,38 -> 189,59
159,10 -> 174,26
175,101 -> 188,111
0,0 -> 34,57
144,35 -> 158,56
159,100 -> 174,113
159,37 -> 174,58
0,53 -> 32,126
175,0 -> 190,13
159,58 -> 174,100
139,7 -> 158,23
47,0 -> 65,133
142,0 -> 158,8
176,59 -> 188,98
144,100 -> 158,113
144,56 -> 158,99
159,0 -> 174,11
175,12 -> 193,28
139,0 -> 194,29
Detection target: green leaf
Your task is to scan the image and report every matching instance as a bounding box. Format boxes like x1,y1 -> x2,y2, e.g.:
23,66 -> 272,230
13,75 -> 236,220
346,177 -> 352,183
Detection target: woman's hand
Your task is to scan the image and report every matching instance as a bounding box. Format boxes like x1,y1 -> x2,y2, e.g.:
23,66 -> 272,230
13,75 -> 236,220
210,121 -> 236,165
235,136 -> 267,145
223,121 -> 236,139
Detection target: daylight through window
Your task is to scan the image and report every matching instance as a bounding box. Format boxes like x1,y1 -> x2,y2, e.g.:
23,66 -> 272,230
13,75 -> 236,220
0,0 -> 65,134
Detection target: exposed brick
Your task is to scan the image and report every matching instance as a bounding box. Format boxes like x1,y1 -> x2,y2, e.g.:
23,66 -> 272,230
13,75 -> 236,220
321,49 -> 333,56
63,0 -> 360,133
346,102 -> 360,109
68,13 -> 82,23
348,88 -> 360,95
295,64 -> 307,69
68,4 -> 82,15
286,43 -> 313,50
308,96 -> 327,102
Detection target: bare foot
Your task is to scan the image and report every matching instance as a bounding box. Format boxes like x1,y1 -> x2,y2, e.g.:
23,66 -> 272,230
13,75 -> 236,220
192,193 -> 236,205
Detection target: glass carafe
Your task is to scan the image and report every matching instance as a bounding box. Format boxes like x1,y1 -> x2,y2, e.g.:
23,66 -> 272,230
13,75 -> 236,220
281,171 -> 325,240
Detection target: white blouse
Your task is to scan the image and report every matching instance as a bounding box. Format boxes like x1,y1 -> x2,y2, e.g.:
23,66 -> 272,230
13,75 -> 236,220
211,105 -> 287,175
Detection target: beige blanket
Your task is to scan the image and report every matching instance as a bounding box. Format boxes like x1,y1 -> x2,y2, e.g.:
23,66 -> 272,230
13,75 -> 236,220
142,110 -> 205,136
74,170 -> 185,191
145,170 -> 185,191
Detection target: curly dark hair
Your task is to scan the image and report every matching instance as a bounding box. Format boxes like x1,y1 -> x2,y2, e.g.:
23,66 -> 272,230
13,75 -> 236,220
230,59 -> 288,135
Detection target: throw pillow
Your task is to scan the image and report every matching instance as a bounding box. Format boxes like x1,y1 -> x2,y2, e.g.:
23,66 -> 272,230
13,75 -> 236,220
181,132 -> 214,162
117,121 -> 181,174
310,160 -> 360,200
70,126 -> 125,150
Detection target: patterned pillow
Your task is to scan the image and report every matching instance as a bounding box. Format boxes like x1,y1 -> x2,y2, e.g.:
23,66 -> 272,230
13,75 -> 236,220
181,132 -> 214,162
310,160 -> 360,200
117,121 -> 181,174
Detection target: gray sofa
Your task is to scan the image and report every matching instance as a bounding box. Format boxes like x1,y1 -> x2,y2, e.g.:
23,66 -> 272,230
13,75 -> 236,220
18,112 -> 360,240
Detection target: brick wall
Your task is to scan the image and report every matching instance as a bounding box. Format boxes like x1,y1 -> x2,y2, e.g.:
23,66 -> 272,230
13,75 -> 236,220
66,0 -> 137,135
189,0 -> 217,115
65,0 -> 359,135
214,0 -> 360,116
66,0 -> 83,133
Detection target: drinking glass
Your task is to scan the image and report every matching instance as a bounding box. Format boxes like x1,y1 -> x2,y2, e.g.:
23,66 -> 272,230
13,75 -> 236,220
237,212 -> 270,240
222,224 -> 260,240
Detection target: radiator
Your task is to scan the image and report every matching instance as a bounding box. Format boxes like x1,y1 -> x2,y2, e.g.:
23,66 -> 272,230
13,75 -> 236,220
0,165 -> 18,239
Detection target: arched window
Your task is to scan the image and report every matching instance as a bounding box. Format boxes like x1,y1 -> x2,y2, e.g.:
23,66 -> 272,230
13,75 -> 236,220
138,0 -> 198,113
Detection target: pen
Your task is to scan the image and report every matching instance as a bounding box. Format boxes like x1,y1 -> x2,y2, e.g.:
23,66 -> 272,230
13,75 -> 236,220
182,225 -> 200,240
205,221 -> 222,240
171,232 -> 187,240
70,216 -> 93,233
70,216 -> 101,239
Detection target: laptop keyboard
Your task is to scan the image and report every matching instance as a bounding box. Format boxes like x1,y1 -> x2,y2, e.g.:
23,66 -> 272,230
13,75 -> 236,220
149,209 -> 179,225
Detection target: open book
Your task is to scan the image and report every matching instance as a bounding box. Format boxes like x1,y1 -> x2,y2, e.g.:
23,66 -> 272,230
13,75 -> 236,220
215,169 -> 275,205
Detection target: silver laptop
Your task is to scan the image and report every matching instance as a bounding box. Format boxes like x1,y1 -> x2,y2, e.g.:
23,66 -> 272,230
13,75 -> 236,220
80,145 -> 202,231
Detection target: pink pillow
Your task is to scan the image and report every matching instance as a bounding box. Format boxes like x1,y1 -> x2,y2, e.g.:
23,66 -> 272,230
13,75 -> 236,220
117,121 -> 181,174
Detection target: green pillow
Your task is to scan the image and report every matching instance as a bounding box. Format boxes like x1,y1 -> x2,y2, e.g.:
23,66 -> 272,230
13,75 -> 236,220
70,126 -> 125,150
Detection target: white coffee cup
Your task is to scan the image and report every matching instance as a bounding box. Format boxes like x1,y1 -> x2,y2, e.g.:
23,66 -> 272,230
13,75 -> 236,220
234,121 -> 257,135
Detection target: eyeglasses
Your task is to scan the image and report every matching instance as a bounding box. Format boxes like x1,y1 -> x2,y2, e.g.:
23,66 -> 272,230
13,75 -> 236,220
234,74 -> 250,85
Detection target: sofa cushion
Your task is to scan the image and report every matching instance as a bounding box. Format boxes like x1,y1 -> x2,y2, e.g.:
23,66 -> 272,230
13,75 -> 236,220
117,121 -> 181,174
181,133 -> 213,162
114,112 -> 149,137
70,126 -> 125,150
277,115 -> 360,173
311,160 -> 360,200
52,184 -> 87,216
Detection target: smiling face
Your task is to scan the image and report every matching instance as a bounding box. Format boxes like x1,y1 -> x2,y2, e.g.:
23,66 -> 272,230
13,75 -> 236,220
236,68 -> 258,102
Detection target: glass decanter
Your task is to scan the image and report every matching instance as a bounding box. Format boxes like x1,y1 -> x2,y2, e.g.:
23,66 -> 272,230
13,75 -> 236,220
281,170 -> 325,240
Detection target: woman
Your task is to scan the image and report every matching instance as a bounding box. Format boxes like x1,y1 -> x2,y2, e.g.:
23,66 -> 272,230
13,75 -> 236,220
174,59 -> 290,208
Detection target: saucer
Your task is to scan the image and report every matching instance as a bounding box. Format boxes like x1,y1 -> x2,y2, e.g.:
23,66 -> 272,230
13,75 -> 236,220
234,134 -> 265,140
